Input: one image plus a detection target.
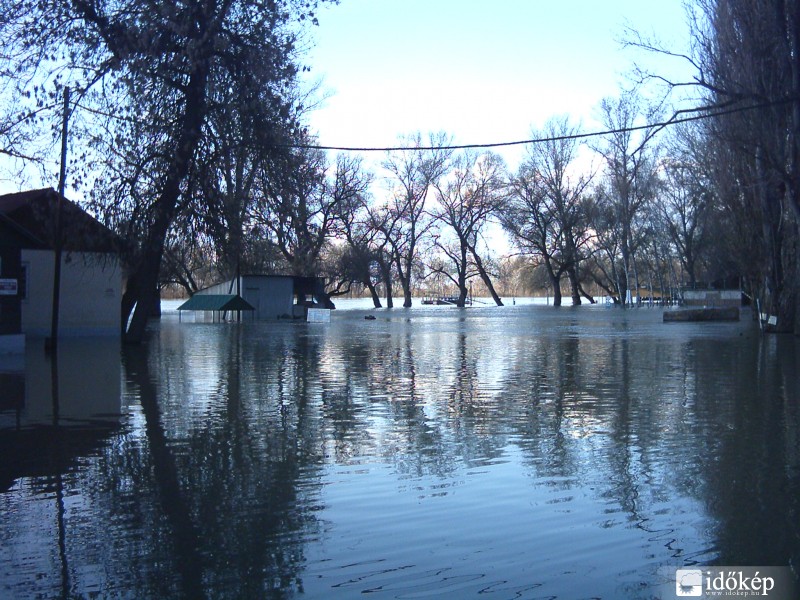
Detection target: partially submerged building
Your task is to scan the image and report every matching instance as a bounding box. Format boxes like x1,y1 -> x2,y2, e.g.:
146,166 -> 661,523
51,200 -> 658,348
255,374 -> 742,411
0,188 -> 122,350
682,289 -> 742,308
177,293 -> 255,322
191,275 -> 330,321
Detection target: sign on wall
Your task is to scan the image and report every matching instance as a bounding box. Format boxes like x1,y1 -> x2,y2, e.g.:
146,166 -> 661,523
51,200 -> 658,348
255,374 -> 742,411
0,279 -> 18,296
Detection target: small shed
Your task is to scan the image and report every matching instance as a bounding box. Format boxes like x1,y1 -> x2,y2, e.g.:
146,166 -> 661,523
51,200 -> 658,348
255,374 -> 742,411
196,275 -> 331,320
0,188 -> 122,343
177,294 -> 255,322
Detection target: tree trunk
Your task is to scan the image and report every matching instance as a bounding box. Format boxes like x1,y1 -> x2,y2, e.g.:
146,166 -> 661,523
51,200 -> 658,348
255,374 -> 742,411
613,259 -> 627,308
120,272 -> 138,334
550,274 -> 562,306
393,253 -> 411,307
125,238 -> 167,344
455,245 -> 469,307
366,278 -> 382,308
397,257 -> 412,307
379,259 -> 394,308
468,246 -> 503,306
124,67 -> 209,344
545,261 -> 562,307
618,251 -> 631,308
632,254 -> 642,307
786,0 -> 800,223
757,151 -> 796,332
567,266 -> 582,306
457,288 -> 468,307
577,279 -> 596,304
456,272 -> 468,307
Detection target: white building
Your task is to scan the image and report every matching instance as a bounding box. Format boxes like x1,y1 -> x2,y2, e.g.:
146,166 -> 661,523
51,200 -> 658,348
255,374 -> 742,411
0,188 -> 122,346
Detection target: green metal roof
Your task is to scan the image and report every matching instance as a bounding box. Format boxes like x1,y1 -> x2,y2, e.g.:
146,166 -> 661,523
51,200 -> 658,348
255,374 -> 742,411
177,294 -> 255,312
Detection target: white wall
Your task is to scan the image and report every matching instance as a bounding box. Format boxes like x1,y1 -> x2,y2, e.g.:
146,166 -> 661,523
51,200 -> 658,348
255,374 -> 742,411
202,279 -> 239,295
683,289 -> 741,307
21,249 -> 121,336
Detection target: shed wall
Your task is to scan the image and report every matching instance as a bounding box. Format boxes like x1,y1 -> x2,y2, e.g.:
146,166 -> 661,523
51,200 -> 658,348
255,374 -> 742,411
21,249 -> 121,336
197,276 -> 296,320
242,277 -> 294,320
683,290 -> 741,308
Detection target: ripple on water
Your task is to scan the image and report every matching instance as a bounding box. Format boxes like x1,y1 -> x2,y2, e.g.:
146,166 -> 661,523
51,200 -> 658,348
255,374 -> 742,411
1,304 -> 797,598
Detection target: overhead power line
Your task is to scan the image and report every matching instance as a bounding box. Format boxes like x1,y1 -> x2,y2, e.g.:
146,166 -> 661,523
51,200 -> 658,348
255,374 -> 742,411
70,97 -> 786,153
285,100 -> 787,152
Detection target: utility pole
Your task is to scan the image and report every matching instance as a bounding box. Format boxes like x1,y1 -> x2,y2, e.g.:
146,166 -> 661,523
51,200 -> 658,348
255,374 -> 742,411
46,87 -> 70,353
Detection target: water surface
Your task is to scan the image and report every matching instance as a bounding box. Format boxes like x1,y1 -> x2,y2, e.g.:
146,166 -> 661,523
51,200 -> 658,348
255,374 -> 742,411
1,302 -> 798,598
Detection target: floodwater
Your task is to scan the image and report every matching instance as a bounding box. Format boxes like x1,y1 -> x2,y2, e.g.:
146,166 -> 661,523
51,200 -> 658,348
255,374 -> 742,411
1,301 -> 798,599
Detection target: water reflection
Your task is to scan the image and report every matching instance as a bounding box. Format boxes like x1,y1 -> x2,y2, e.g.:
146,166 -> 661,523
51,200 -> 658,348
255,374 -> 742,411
0,338 -> 123,599
0,306 -> 798,598
0,338 -> 123,491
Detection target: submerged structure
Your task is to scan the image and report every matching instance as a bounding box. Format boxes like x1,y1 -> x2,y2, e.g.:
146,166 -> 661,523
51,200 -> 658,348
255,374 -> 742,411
177,294 -> 255,322
192,275 -> 330,321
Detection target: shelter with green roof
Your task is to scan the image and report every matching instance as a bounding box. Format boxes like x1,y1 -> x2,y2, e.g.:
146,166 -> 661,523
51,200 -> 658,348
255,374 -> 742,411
177,294 -> 255,322
184,275 -> 331,322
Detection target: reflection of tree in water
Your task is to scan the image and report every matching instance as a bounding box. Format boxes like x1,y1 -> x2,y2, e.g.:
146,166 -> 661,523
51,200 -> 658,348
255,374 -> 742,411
312,317 -> 618,478
441,330 -> 511,465
492,327 -> 769,564
312,315 -> 539,477
98,327 -> 329,598
318,325 -> 460,479
122,344 -> 206,598
130,315 -> 797,594
698,336 -> 800,569
510,323 -> 798,571
177,327 -> 326,598
493,332 -> 583,479
5,311 -> 798,597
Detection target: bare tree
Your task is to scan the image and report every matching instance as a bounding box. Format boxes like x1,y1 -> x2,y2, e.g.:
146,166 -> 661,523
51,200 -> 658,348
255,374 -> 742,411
502,117 -> 594,306
527,117 -> 594,304
592,91 -> 661,306
326,155 -> 383,306
627,0 -> 800,330
659,125 -> 714,287
253,147 -> 366,305
697,0 -> 800,330
382,132 -> 453,307
367,205 -> 398,308
503,165 -> 566,305
431,150 -> 506,306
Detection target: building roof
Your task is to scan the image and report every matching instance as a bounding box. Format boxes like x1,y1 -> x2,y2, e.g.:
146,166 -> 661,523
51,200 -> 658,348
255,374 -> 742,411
0,188 -> 120,253
177,294 -> 255,312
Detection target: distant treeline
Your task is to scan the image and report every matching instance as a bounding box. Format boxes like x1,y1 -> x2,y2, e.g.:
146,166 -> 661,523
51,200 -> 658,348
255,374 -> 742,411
2,0 -> 799,338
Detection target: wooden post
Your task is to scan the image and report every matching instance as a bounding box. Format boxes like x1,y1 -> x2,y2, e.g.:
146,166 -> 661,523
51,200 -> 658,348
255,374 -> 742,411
46,87 -> 70,354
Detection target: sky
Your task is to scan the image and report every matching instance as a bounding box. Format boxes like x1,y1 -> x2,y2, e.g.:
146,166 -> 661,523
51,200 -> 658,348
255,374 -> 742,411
0,1 -> 695,195
301,0 -> 695,171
